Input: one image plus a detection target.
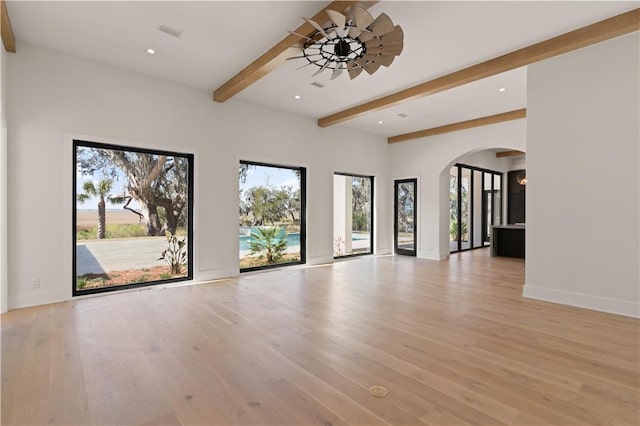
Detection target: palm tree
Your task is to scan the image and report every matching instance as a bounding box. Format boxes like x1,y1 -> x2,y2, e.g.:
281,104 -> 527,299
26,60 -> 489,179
77,179 -> 113,239
249,227 -> 288,264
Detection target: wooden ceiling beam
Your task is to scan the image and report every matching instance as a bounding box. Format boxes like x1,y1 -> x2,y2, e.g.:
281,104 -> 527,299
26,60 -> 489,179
388,109 -> 526,144
213,1 -> 378,103
319,8 -> 640,127
1,0 -> 16,53
496,150 -> 526,158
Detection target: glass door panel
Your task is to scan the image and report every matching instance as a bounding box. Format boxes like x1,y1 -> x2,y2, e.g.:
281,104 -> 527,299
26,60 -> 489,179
493,174 -> 502,226
394,179 -> 417,256
483,172 -> 493,246
449,167 -> 459,252
460,168 -> 471,250
472,170 -> 483,248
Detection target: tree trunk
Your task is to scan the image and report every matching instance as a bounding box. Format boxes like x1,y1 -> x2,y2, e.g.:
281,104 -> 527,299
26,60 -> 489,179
97,197 -> 106,239
142,204 -> 162,236
164,211 -> 178,236
156,199 -> 181,235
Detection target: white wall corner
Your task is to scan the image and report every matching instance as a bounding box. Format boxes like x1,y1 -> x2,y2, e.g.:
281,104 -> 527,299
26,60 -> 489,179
523,284 -> 640,319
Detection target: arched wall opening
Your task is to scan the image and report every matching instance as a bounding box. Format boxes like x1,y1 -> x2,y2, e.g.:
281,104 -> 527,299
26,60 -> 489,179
388,119 -> 526,260
440,148 -> 526,257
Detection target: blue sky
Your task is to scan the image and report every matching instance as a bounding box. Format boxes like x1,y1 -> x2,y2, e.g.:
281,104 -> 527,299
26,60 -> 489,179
240,165 -> 300,191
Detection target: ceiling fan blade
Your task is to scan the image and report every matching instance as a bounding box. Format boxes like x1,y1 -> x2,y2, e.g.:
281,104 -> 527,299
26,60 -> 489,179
304,17 -> 330,39
365,26 -> 404,56
296,61 -> 318,70
347,61 -> 363,80
363,61 -> 382,75
363,53 -> 395,67
286,53 -> 321,61
357,30 -> 375,43
327,10 -> 346,30
352,6 -> 374,31
330,65 -> 344,80
348,27 -> 362,38
311,58 -> 332,77
288,30 -> 316,42
365,41 -> 404,56
369,13 -> 395,37
381,25 -> 403,45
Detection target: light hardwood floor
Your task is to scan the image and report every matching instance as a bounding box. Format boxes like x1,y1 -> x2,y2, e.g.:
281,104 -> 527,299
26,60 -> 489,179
2,250 -> 639,425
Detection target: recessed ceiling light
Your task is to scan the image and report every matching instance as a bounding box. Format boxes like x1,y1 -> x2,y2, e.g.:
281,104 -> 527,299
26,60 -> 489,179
294,95 -> 301,100
499,87 -> 507,92
146,48 -> 156,55
378,120 -> 383,124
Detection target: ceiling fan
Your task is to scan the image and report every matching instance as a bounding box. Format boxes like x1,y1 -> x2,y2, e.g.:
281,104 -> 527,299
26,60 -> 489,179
287,6 -> 404,80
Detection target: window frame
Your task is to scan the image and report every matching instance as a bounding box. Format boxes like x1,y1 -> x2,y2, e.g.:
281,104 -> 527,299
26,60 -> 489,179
239,160 -> 307,273
72,139 -> 194,297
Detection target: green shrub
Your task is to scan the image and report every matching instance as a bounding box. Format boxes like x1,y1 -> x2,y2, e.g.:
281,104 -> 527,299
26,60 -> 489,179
76,277 -> 88,290
158,233 -> 187,275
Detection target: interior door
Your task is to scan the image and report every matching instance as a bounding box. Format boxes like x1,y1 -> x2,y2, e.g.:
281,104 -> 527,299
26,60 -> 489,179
394,179 -> 417,256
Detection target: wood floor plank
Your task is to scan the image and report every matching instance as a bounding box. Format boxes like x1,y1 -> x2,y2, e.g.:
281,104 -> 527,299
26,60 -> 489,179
1,250 -> 638,425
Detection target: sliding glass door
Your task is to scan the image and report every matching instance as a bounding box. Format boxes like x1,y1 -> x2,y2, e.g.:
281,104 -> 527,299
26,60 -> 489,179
394,179 -> 417,256
450,164 -> 502,253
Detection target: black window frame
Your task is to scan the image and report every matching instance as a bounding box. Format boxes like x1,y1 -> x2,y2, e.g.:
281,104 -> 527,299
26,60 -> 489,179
450,163 -> 502,254
394,178 -> 417,256
239,160 -> 307,273
72,139 -> 194,297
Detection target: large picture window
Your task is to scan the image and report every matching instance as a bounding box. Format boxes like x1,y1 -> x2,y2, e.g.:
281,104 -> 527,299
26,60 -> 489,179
239,161 -> 306,271
333,173 -> 373,257
73,140 -> 193,295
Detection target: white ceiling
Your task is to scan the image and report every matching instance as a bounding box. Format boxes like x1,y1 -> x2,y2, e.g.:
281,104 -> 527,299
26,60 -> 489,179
6,1 -> 638,138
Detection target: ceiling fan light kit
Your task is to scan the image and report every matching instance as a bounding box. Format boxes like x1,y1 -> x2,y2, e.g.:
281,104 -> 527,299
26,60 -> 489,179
288,7 -> 404,80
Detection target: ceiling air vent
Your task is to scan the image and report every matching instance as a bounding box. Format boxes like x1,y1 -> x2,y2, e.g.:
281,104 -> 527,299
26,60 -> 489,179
158,25 -> 183,38
311,81 -> 325,88
397,113 -> 409,118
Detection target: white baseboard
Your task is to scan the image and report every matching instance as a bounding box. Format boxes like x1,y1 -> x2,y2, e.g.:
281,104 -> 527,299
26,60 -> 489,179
523,284 -> 640,319
307,256 -> 334,265
196,268 -> 239,282
376,248 -> 393,256
418,250 -> 448,261
11,288 -> 67,310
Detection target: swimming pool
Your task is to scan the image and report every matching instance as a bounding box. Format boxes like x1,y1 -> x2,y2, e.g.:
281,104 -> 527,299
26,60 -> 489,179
239,228 -> 370,251
239,228 -> 300,251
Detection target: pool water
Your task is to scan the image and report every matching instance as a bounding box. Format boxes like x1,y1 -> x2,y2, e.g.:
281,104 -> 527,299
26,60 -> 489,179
239,228 -> 370,251
239,229 -> 300,251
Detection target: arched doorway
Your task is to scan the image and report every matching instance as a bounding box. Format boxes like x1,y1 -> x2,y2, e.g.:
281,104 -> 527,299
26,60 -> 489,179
439,148 -> 526,257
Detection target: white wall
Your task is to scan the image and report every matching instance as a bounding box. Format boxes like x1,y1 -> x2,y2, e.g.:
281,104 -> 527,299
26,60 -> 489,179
525,33 -> 639,318
1,44 -> 8,313
6,43 -> 391,310
388,120 -> 526,260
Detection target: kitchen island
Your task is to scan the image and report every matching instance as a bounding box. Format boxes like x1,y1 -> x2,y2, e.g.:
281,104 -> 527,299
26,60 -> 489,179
491,224 -> 525,258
